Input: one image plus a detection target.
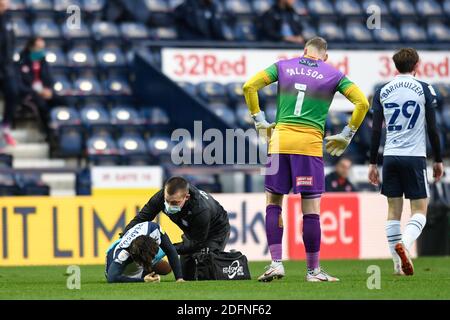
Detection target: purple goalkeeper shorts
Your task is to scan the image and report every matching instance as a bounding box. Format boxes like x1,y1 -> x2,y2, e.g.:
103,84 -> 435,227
264,154 -> 324,197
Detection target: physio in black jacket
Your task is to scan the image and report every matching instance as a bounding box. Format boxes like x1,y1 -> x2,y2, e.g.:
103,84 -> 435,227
0,0 -> 19,146
123,176 -> 231,280
259,0 -> 304,44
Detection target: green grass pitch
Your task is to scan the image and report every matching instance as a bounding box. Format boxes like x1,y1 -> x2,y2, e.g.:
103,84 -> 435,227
1,257 -> 450,300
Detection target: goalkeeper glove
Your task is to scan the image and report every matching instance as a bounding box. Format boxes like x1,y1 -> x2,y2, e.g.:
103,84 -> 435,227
251,111 -> 275,130
325,125 -> 356,156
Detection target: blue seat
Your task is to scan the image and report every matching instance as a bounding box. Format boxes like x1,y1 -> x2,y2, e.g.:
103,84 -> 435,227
104,78 -> 132,96
144,0 -> 170,12
265,103 -> 277,123
252,0 -> 272,15
50,106 -> 81,130
0,154 -> 13,168
334,0 -> 362,16
208,103 -> 236,127
53,74 -> 73,96
433,83 -> 450,101
56,127 -> 83,157
118,134 -> 149,165
139,107 -> 171,134
307,0 -> 335,16
416,0 -> 443,18
16,173 -> 50,196
9,0 -> 26,11
168,0 -> 183,10
110,105 -> 141,128
292,0 -> 307,15
32,19 -> 61,39
441,108 -> 450,130
345,20 -> 373,42
362,0 -> 389,15
390,0 -> 416,17
97,46 -> 126,68
259,83 -> 277,104
91,21 -> 121,40
11,18 -> 31,39
45,46 -> 67,67
373,21 -> 400,42
67,46 -> 96,67
400,21 -> 427,42
62,22 -> 92,41
120,22 -> 150,41
147,136 -> 175,164
177,82 -> 197,96
225,0 -> 253,16
318,21 -> 346,42
327,112 -> 349,135
76,168 -> 91,195
0,173 -> 20,196
80,104 -> 110,129
54,0 -> 81,13
300,21 -> 318,40
82,0 -> 105,14
184,174 -> 222,193
74,76 -> 102,95
226,82 -> 245,105
444,0 -> 450,17
26,0 -> 53,11
152,27 -> 178,40
87,135 -> 120,165
235,103 -> 253,128
234,21 -> 257,41
197,82 -> 228,103
427,21 -> 450,42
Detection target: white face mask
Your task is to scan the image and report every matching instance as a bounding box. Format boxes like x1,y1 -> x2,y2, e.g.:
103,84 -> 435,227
164,201 -> 182,215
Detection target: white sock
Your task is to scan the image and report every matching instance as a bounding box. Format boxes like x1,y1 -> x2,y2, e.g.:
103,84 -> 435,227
402,213 -> 427,251
386,220 -> 402,265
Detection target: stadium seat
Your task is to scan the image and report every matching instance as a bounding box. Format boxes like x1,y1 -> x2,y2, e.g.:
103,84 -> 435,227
54,0 -> 81,14
252,0 -> 272,15
110,105 -> 142,133
400,21 -> 427,42
208,103 -> 237,127
152,27 -> 178,40
91,21 -> 121,40
416,0 -> 443,18
82,0 -> 105,15
73,76 -> 102,95
0,173 -> 21,196
372,20 -> 401,42
345,20 -> 373,42
10,18 -> 31,39
226,82 -> 245,105
225,0 -> 253,16
307,0 -> 335,16
235,102 -> 253,128
120,22 -> 151,41
50,106 -> 81,130
427,21 -> 450,42
318,21 -> 346,42
185,174 -> 222,193
144,0 -> 170,12
57,127 -> 84,157
259,83 -> 277,104
197,82 -> 228,103
16,173 -> 50,196
75,168 -> 91,195
140,107 -> 171,133
234,20 -> 257,41
265,103 -> 277,123
441,108 -> 450,130
87,135 -> 120,165
177,82 -> 197,96
389,0 -> 416,17
53,74 -> 73,96
32,19 -> 61,39
300,21 -> 318,40
444,0 -> 450,17
62,22 -> 92,41
147,136 -> 175,164
292,0 -> 307,15
118,134 -> 149,165
362,0 -> 389,16
334,0 -> 362,16
67,46 -> 96,68
0,154 -> 13,168
80,104 -> 111,134
45,46 -> 67,67
26,0 -> 53,11
97,46 -> 127,68
104,78 -> 132,96
9,0 -> 26,11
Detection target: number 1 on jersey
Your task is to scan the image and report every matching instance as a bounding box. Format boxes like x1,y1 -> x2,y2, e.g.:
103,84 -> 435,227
294,83 -> 307,116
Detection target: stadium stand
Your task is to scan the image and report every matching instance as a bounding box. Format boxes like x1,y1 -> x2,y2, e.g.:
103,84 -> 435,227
0,0 -> 449,195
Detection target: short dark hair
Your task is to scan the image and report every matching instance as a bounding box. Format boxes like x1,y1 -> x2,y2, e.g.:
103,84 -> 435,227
393,48 -> 419,73
129,235 -> 159,272
164,176 -> 189,195
305,36 -> 328,52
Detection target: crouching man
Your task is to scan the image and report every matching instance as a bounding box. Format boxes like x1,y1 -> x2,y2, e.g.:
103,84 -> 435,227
123,176 -> 231,280
105,221 -> 184,283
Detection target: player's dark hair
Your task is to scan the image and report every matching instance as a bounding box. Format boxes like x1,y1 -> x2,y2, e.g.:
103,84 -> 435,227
305,36 -> 327,52
164,176 -> 189,195
393,48 -> 419,73
129,235 -> 159,272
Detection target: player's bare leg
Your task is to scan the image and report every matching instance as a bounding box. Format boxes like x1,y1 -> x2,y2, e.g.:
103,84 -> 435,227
395,198 -> 428,276
258,192 -> 286,282
303,196 -> 339,282
386,197 -> 404,275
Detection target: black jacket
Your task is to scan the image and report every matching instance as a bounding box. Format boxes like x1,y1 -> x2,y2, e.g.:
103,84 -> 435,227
174,0 -> 226,40
123,185 -> 230,255
17,54 -> 55,96
325,172 -> 357,193
259,4 -> 303,41
0,13 -> 16,77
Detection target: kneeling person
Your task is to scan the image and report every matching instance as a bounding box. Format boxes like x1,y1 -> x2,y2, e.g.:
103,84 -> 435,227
105,221 -> 183,283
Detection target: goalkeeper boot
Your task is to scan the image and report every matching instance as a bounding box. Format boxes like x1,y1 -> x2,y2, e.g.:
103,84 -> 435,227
306,267 -> 340,282
395,242 -> 414,276
257,261 -> 285,282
